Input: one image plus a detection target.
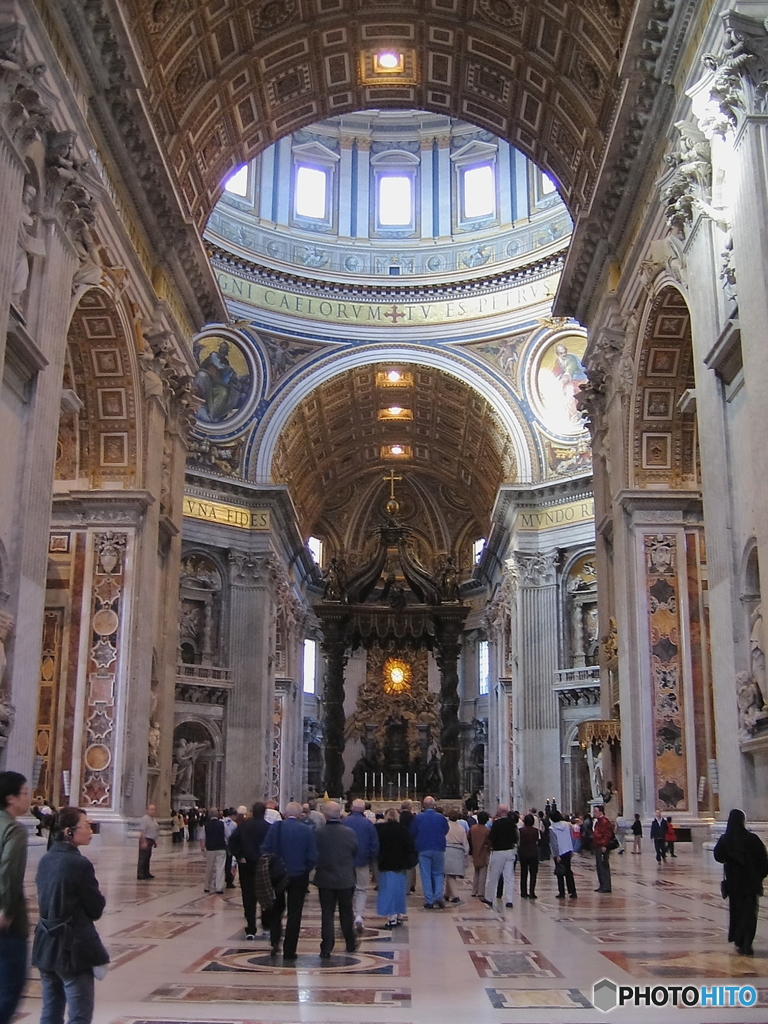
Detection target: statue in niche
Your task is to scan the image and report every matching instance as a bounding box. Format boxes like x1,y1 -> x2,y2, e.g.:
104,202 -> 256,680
351,752 -> 376,792
322,558 -> 347,602
384,716 -> 409,771
750,604 -> 766,697
584,605 -> 599,664
147,684 -> 161,769
0,695 -> 14,742
425,748 -> 442,793
736,670 -> 768,741
351,730 -> 379,792
435,556 -> 460,602
172,737 -> 211,794
12,181 -> 44,306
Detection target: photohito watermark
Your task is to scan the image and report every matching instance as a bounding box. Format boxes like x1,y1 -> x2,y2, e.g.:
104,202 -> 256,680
593,979 -> 758,1012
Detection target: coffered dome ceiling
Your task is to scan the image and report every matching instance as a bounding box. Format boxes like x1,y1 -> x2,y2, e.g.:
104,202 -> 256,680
272,361 -> 514,563
123,0 -> 631,228
207,111 -> 571,286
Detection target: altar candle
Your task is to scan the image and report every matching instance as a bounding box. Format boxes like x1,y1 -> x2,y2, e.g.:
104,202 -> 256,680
398,772 -> 401,788
406,772 -> 409,789
364,772 -> 368,790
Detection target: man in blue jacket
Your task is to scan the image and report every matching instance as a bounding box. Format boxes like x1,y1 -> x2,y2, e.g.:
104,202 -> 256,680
344,799 -> 380,933
411,795 -> 449,909
262,802 -> 317,960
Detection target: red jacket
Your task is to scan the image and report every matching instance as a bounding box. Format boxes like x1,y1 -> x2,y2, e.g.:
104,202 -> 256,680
592,814 -> 614,849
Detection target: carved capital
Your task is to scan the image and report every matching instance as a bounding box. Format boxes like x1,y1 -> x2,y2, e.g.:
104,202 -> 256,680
510,551 -> 558,587
0,24 -> 53,152
228,550 -> 281,587
44,131 -> 98,246
700,13 -> 768,135
660,120 -> 711,237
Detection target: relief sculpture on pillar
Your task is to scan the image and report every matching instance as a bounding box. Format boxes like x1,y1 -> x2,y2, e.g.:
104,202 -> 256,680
0,611 -> 15,748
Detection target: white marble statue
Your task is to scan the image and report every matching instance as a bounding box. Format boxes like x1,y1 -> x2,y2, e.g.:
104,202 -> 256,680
736,670 -> 768,741
172,737 -> 210,794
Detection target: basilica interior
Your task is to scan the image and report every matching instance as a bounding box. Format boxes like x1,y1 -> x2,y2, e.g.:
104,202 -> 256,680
3,0 -> 768,1016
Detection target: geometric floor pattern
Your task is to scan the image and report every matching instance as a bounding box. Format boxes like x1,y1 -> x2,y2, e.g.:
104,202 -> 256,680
15,834 -> 768,1023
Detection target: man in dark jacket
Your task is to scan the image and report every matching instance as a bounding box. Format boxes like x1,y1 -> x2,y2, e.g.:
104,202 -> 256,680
262,801 -> 317,959
0,771 -> 30,1024
201,808 -> 227,894
344,798 -> 379,933
650,808 -> 667,862
315,801 -> 359,957
228,802 -> 270,938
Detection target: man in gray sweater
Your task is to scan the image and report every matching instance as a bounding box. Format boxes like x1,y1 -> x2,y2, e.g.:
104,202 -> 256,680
314,802 -> 358,958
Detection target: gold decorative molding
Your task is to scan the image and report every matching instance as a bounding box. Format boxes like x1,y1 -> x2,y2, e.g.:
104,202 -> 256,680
183,495 -> 270,531
578,720 -> 621,748
515,497 -> 594,532
214,269 -> 559,328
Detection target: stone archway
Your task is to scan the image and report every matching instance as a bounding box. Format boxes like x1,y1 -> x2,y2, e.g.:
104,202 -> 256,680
172,719 -> 223,811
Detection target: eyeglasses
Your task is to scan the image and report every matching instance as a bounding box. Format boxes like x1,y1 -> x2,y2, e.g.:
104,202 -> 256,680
76,821 -> 93,831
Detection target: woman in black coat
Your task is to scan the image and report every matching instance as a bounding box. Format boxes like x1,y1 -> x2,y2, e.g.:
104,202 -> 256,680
714,808 -> 768,956
376,808 -> 416,927
32,806 -> 109,1024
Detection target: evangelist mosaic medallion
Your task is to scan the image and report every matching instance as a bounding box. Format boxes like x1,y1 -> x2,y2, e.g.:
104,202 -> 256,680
529,332 -> 588,437
192,334 -> 254,429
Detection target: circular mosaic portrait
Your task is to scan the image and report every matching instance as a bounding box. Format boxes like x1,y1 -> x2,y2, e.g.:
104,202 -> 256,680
530,332 -> 588,437
192,333 -> 254,428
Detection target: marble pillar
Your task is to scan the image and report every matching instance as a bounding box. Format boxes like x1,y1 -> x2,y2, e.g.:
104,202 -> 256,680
4,183 -> 81,777
435,613 -> 464,798
512,551 -> 561,810
319,611 -> 348,798
226,551 -> 276,807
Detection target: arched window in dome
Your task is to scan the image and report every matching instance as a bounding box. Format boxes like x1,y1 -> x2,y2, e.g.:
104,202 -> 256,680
462,163 -> 495,219
295,165 -> 327,219
291,140 -> 339,232
379,175 -> 412,225
450,138 -> 499,232
370,149 -> 419,236
224,164 -> 249,197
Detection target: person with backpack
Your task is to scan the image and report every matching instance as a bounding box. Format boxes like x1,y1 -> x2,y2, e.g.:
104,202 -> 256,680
261,802 -> 317,960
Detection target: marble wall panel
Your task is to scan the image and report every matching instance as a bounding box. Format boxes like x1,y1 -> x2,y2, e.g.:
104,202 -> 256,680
644,533 -> 687,811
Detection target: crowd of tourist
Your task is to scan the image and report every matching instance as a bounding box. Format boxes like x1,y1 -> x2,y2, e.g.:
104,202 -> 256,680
2,771 -> 768,1024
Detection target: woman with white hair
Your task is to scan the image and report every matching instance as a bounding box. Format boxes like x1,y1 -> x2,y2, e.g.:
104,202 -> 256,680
376,808 -> 416,928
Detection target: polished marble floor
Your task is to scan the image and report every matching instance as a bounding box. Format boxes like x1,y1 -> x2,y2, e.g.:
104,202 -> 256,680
15,836 -> 768,1024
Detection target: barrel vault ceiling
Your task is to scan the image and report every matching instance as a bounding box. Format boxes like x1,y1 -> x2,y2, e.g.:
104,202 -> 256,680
271,361 -> 516,561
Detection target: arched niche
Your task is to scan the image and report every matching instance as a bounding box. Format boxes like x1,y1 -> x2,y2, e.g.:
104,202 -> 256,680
178,551 -> 225,666
562,551 -> 598,668
630,286 -> 698,490
172,718 -> 223,810
57,289 -> 141,489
